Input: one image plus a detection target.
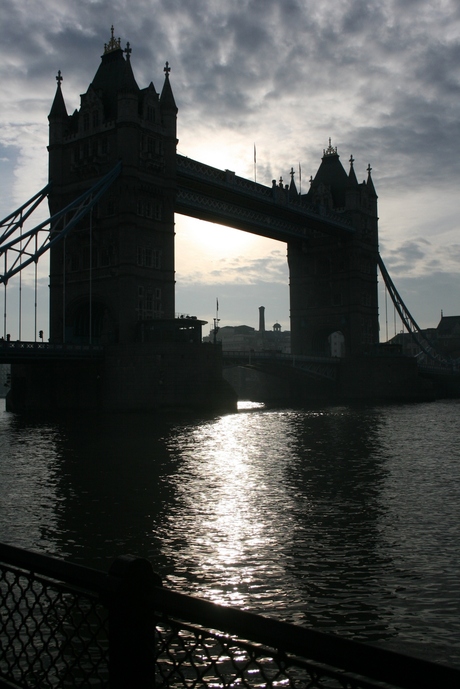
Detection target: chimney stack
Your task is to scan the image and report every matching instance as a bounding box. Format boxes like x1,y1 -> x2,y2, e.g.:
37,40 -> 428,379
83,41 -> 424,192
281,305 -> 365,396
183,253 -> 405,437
259,306 -> 265,333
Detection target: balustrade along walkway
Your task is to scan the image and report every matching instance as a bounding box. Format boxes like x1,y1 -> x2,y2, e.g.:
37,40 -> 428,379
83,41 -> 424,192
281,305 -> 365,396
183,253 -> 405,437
1,542 -> 459,688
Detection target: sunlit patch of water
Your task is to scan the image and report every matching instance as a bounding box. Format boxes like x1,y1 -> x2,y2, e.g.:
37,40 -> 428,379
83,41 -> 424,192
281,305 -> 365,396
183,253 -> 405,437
237,400 -> 265,411
1,398 -> 460,665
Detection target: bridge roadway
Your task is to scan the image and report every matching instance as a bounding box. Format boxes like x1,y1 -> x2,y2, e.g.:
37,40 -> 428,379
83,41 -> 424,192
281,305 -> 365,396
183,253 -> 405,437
0,340 -> 104,364
175,155 -> 354,243
222,350 -> 340,381
1,341 -> 340,382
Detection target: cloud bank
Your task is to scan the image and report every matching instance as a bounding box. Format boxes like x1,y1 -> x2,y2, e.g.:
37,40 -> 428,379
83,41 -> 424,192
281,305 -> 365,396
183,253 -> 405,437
1,0 -> 459,333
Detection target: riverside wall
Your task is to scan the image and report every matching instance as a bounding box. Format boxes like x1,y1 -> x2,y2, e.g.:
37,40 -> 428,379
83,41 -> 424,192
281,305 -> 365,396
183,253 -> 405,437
7,343 -> 237,414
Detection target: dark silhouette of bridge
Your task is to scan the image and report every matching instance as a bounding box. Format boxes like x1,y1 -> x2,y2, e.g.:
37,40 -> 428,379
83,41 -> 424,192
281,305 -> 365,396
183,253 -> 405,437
1,28 -> 457,411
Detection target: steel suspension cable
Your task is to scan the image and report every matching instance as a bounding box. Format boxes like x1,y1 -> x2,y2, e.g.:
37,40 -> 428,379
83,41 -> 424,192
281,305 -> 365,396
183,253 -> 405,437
377,254 -> 450,366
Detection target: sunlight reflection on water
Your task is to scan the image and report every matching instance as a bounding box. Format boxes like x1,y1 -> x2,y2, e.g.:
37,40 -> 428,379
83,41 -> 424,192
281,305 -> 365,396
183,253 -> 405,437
1,398 -> 460,665
237,400 -> 265,410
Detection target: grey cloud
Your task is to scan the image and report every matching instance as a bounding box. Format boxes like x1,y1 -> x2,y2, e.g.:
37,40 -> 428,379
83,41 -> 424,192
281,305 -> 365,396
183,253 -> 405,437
380,238 -> 432,272
179,250 -> 287,286
2,0 -> 460,330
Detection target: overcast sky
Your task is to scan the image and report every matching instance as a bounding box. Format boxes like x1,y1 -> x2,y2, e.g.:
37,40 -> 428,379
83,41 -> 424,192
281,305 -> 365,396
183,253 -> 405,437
1,0 -> 459,340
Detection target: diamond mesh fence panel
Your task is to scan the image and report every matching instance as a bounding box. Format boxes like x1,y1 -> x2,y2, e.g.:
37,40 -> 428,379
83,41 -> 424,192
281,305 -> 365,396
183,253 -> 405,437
2,548 -> 459,689
153,616 -> 386,689
0,564 -> 109,688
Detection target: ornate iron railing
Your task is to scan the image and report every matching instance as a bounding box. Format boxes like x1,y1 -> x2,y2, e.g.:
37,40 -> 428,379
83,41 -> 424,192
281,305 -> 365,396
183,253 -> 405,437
0,341 -> 104,363
1,542 -> 459,689
0,544 -> 110,688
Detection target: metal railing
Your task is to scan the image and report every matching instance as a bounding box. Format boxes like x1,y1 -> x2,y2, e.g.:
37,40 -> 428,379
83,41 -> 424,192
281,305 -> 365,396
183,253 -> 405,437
0,341 -> 104,363
222,351 -> 340,381
1,542 -> 459,688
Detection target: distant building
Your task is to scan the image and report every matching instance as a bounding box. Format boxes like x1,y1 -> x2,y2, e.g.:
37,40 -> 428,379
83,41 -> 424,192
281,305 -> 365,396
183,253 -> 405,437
388,314 -> 460,360
204,306 -> 291,353
436,315 -> 460,357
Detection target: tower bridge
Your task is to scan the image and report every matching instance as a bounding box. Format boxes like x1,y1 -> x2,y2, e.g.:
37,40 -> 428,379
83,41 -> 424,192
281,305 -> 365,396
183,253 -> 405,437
0,29 -> 447,411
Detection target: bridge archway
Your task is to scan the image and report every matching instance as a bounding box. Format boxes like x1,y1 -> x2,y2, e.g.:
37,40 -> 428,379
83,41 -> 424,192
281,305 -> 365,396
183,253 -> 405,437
311,328 -> 346,357
328,331 -> 345,358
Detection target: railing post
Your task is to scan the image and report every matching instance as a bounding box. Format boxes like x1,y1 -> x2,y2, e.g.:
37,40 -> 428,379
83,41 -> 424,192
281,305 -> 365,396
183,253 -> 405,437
107,555 -> 162,688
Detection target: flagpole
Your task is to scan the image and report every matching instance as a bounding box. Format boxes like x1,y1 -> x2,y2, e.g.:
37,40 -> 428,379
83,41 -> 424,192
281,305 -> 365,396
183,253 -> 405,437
299,162 -> 302,195
254,144 -> 256,183
213,298 -> 220,345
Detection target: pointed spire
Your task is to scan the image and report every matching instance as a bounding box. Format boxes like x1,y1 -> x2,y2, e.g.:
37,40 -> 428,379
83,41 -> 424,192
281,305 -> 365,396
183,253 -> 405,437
104,25 -> 122,54
49,70 -> 68,119
308,140 -> 349,207
89,30 -> 139,119
366,163 -> 378,197
160,61 -> 177,112
348,154 -> 358,185
289,167 -> 298,199
323,137 -> 338,157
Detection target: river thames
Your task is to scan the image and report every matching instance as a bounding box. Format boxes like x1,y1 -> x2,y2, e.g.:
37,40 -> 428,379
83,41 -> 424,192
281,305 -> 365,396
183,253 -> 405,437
1,397 -> 459,667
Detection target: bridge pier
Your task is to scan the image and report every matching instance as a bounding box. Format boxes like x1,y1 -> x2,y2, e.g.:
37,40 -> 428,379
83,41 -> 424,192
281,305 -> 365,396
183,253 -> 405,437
7,342 -> 236,413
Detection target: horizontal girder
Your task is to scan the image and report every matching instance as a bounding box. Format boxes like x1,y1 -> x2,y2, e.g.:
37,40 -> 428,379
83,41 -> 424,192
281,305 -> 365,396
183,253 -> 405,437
176,155 -> 354,242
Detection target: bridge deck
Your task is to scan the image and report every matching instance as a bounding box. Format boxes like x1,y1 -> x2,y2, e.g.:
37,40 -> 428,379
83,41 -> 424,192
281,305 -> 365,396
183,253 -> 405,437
0,341 -> 104,363
222,351 -> 340,381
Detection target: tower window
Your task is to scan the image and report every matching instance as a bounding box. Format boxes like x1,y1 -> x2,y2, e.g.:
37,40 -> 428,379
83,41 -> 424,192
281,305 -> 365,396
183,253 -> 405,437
153,249 -> 162,269
145,292 -> 153,312
100,246 -> 112,267
137,246 -> 162,269
332,293 -> 343,306
137,200 -> 158,219
83,113 -> 90,132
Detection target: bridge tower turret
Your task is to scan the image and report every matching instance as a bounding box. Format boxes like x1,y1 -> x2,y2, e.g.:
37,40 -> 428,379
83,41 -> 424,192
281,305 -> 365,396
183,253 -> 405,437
47,28 -> 177,346
288,140 -> 379,357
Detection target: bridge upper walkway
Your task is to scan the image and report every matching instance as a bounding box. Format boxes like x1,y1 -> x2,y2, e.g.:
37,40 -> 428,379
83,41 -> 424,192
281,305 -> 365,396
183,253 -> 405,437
176,154 -> 354,242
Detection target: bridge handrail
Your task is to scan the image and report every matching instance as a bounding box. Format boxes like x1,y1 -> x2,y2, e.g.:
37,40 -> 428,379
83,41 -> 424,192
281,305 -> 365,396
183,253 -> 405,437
0,340 -> 104,352
222,350 -> 339,363
1,542 -> 459,689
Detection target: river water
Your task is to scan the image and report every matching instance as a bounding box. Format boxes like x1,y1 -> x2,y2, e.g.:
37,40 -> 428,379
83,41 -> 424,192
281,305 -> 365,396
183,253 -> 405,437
1,397 -> 459,666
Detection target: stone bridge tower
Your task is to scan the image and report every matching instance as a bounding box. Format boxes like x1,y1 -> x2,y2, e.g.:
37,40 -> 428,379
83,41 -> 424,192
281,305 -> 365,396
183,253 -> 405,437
288,141 -> 379,357
48,28 -> 177,345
